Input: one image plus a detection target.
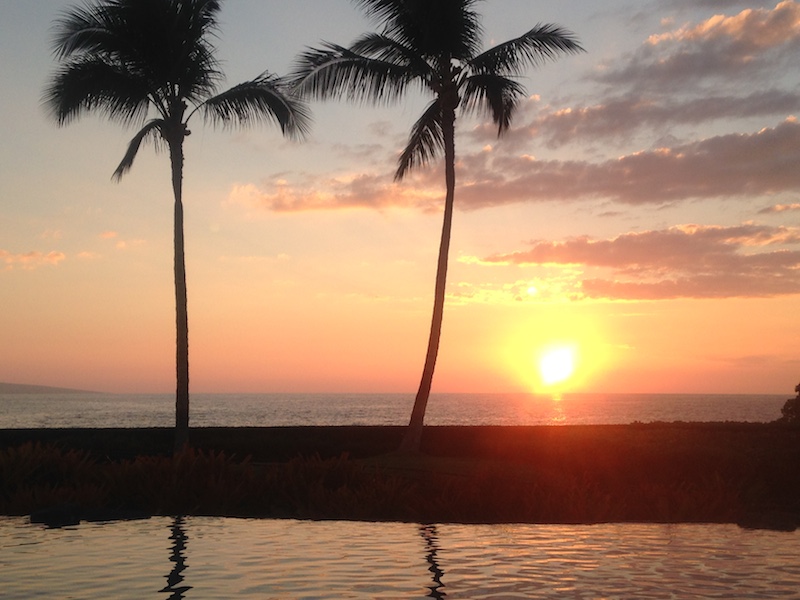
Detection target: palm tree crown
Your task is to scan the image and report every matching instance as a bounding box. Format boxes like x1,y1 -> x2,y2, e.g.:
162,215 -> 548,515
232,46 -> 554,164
293,0 -> 582,179
45,0 -> 310,449
292,0 -> 583,452
46,0 -> 309,177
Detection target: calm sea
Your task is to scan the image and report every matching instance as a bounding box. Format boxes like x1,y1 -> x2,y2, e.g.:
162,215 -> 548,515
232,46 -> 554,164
0,391 -> 788,428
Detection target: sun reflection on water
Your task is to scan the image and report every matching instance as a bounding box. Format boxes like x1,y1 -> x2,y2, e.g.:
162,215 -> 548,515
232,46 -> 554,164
549,393 -> 567,424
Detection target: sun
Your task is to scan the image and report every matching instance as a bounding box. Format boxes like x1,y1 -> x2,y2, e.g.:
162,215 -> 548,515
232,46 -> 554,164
538,346 -> 576,386
500,312 -> 611,393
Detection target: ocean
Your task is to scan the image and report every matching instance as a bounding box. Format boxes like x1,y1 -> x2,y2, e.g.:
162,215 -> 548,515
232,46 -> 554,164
0,391 -> 789,428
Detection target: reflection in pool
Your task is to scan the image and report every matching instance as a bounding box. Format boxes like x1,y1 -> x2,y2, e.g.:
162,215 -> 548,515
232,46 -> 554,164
1,517 -> 798,598
161,516 -> 190,599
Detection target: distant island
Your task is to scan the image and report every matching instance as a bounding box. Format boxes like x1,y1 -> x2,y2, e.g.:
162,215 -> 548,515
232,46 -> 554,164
0,382 -> 97,395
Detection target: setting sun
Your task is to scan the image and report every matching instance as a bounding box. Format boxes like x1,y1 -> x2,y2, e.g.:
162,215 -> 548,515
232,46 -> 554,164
497,308 -> 613,394
539,347 -> 576,386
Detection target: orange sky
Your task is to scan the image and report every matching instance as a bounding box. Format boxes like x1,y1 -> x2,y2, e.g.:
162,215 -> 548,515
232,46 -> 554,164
2,1 -> 800,394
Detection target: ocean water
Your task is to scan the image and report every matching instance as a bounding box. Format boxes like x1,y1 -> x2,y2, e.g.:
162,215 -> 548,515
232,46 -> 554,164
0,391 -> 788,428
2,517 -> 798,599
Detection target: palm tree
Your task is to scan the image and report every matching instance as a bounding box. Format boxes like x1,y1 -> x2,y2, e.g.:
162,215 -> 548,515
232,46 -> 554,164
291,0 -> 583,452
44,0 -> 310,450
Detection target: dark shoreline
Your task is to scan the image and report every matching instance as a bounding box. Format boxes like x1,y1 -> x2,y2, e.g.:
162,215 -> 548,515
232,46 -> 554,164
2,423 -> 799,528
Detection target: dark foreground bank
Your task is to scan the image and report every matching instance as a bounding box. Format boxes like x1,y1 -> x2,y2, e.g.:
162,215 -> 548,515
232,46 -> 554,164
2,424 -> 799,528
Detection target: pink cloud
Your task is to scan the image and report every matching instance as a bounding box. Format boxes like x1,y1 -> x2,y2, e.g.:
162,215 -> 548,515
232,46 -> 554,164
226,172 -> 444,213
1,250 -> 66,271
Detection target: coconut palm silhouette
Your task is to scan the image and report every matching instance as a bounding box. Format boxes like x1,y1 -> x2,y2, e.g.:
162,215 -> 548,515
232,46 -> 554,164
45,0 -> 310,450
292,0 -> 583,451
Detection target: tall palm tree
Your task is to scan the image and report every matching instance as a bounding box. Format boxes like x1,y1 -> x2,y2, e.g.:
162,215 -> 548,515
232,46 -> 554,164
292,0 -> 583,452
44,0 -> 310,450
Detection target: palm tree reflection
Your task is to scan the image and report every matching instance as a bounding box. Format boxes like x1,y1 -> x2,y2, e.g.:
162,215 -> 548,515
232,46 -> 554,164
160,516 -> 191,599
419,524 -> 446,599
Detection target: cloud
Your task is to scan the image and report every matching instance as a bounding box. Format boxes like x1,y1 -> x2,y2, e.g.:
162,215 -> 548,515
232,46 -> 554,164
226,174 -> 444,214
98,231 -> 145,250
454,119 -> 800,209
1,250 -> 66,271
759,202 -> 800,213
235,4 -> 800,217
218,253 -> 291,264
597,1 -> 800,90
38,229 -> 63,241
471,2 -> 800,152
495,90 -> 800,149
482,223 -> 800,300
232,117 -> 800,214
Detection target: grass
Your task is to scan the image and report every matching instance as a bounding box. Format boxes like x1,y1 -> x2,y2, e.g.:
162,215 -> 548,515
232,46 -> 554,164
1,423 -> 799,527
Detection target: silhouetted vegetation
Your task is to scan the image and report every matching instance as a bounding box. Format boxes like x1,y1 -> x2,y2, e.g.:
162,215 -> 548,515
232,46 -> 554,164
777,383 -> 800,424
3,424 -> 799,528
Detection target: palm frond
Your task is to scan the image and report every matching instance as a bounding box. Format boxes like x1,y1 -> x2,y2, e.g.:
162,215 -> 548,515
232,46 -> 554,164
44,56 -> 152,126
396,99 -> 444,180
53,5 -> 114,59
461,73 -> 526,135
201,72 -> 311,140
349,32 -> 432,76
112,118 -> 164,180
51,0 -> 222,108
469,23 -> 584,75
354,0 -> 483,60
291,42 -> 416,105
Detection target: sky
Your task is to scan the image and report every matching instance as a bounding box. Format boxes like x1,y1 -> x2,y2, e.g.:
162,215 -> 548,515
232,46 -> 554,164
2,0 -> 800,395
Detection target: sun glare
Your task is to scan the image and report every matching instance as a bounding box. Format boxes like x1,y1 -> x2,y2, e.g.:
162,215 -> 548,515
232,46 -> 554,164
498,311 -> 611,393
539,347 -> 576,386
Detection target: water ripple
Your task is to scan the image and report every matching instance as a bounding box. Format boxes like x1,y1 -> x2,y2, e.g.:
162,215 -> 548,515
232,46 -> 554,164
1,518 -> 798,598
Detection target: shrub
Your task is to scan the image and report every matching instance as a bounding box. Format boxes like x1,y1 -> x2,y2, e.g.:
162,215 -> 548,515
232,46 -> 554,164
779,397 -> 800,424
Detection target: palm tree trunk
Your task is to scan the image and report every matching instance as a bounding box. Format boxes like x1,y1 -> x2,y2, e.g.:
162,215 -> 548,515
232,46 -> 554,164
169,138 -> 190,452
399,107 -> 457,453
